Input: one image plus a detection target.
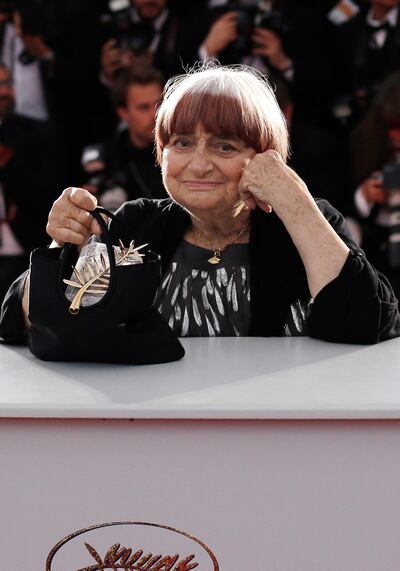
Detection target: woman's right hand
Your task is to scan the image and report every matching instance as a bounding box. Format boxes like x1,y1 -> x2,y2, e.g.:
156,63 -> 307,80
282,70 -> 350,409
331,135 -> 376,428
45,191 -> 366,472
46,187 -> 102,247
360,171 -> 386,205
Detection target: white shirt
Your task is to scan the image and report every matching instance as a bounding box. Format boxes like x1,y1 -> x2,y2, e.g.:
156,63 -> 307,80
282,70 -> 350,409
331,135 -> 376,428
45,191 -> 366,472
2,23 -> 49,121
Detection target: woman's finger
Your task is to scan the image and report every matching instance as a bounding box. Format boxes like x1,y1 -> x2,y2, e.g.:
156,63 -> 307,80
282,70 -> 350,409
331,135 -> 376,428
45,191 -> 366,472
68,187 -> 98,211
255,197 -> 273,213
62,217 -> 93,237
48,225 -> 88,246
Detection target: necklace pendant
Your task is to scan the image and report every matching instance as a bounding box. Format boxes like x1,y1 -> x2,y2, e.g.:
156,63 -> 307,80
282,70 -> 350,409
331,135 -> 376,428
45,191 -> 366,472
208,251 -> 221,264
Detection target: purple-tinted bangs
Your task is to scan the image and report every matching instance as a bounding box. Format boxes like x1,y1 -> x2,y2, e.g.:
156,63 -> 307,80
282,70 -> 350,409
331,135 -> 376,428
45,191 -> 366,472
156,90 -> 268,162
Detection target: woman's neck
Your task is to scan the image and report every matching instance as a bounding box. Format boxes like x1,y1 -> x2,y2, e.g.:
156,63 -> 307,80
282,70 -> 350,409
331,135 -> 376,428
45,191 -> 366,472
188,206 -> 251,250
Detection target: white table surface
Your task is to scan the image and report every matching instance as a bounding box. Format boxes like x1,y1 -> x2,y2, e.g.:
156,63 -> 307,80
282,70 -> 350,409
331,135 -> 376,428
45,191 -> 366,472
0,337 -> 400,419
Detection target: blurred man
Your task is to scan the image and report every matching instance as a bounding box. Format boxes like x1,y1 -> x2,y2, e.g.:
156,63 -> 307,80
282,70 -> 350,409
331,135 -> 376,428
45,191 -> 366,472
81,64 -> 166,211
0,63 -> 65,305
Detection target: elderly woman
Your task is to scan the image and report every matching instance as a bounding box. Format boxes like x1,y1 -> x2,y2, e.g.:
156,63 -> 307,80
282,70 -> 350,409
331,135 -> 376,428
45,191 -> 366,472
1,65 -> 399,344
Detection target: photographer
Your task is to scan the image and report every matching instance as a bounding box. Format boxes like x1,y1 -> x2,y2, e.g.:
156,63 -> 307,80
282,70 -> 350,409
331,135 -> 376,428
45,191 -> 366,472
100,0 -> 199,85
1,0 -> 113,181
199,1 -> 293,79
351,71 -> 400,298
81,64 -> 166,211
330,0 -> 400,128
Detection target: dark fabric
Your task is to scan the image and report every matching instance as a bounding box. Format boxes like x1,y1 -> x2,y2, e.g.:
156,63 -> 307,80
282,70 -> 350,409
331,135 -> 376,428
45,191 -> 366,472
0,267 -> 29,344
2,197 -> 400,345
107,197 -> 400,344
0,254 -> 29,307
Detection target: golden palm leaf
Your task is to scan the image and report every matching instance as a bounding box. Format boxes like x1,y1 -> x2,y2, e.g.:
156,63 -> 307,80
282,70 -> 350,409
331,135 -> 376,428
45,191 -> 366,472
63,241 -> 147,314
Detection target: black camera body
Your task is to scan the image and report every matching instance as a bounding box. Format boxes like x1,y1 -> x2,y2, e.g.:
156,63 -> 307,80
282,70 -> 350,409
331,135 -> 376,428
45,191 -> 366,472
107,0 -> 155,56
81,144 -> 108,194
211,1 -> 287,59
81,144 -> 128,212
383,163 -> 400,192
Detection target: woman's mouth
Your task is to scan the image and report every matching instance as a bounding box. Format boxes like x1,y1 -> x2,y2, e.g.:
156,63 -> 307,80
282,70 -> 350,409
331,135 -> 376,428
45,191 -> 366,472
183,180 -> 222,189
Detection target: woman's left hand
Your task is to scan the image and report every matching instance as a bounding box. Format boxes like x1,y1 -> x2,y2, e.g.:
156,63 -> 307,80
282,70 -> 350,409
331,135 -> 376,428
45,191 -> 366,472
239,150 -> 311,216
239,150 -> 350,297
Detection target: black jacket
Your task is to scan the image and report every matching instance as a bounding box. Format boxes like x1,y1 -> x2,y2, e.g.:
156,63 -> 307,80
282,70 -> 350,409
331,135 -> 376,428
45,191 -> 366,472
1,197 -> 399,345
109,197 -> 400,344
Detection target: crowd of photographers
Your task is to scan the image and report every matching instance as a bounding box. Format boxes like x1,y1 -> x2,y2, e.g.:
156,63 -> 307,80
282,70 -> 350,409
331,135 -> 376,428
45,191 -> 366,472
0,0 -> 400,304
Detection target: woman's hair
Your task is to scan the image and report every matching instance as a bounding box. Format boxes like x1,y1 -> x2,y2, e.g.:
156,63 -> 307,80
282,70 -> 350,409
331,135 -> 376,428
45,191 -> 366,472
351,71 -> 400,185
155,64 -> 289,163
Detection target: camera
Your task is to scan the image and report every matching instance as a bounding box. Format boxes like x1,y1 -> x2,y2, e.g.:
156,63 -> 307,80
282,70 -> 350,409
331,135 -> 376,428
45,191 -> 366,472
383,162 -> 400,191
383,163 -> 400,267
81,144 -> 128,212
211,0 -> 287,59
107,0 -> 155,56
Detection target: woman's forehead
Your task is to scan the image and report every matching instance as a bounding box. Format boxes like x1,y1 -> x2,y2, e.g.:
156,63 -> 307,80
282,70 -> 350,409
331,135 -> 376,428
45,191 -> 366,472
170,124 -> 243,141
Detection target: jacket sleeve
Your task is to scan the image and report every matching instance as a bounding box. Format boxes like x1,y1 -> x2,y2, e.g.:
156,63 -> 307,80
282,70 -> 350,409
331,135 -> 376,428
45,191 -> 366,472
307,200 -> 400,343
0,270 -> 29,345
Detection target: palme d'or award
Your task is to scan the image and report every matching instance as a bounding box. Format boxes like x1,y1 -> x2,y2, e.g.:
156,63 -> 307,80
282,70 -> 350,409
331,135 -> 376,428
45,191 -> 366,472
63,240 -> 146,314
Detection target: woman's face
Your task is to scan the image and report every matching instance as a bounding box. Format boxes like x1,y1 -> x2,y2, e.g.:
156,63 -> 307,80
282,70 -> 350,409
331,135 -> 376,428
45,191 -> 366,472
161,124 -> 257,214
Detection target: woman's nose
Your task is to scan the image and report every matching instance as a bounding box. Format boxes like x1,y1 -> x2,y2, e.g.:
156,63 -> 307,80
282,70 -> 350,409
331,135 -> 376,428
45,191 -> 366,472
188,147 -> 214,175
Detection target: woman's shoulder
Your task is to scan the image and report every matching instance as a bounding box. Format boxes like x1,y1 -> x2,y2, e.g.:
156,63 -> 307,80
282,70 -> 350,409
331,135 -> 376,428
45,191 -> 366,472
114,197 -> 182,225
110,198 -> 189,246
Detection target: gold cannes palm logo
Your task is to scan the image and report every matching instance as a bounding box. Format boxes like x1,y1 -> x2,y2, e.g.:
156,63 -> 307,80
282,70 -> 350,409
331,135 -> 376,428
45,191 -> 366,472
46,521 -> 219,571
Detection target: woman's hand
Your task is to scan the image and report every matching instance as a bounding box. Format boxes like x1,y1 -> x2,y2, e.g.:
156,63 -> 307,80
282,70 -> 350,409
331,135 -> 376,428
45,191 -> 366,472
360,172 -> 386,205
239,150 -> 310,215
46,187 -> 101,247
239,150 -> 350,298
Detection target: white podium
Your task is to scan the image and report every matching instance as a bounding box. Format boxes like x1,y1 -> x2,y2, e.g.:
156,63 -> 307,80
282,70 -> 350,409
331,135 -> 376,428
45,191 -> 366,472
1,337 -> 400,570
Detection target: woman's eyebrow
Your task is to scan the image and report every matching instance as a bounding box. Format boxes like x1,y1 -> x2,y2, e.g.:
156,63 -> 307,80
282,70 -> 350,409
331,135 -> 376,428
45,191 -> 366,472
209,134 -> 246,146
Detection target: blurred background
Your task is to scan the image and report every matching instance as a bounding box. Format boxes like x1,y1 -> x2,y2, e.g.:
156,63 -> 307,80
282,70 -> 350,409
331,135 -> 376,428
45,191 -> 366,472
1,0 -> 400,303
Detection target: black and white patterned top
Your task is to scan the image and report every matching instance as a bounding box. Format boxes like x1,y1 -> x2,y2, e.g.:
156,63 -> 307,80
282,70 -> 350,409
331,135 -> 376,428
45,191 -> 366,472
156,241 -> 251,337
156,240 -> 314,337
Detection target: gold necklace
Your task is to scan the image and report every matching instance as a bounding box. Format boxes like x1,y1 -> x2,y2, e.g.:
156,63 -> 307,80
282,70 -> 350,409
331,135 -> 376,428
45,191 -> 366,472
192,222 -> 250,264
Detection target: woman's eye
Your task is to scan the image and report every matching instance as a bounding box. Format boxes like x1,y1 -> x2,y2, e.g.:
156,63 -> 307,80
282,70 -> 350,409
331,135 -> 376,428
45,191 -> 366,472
216,142 -> 236,153
173,138 -> 192,149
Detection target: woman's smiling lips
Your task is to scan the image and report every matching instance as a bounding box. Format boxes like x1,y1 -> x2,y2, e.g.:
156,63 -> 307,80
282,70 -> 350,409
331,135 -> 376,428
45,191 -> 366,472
182,180 -> 223,189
